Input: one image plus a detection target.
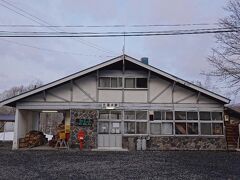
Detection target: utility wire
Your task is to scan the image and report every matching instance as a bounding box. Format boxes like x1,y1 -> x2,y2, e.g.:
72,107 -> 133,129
0,23 -> 219,28
0,27 -> 237,37
0,27 -> 237,35
0,29 -> 236,37
0,38 -> 114,57
0,0 -> 116,55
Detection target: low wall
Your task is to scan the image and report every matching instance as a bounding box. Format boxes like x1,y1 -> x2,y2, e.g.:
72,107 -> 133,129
70,110 -> 98,149
123,136 -> 227,151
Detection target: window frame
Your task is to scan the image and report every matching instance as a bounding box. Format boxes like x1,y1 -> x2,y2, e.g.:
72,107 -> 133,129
124,77 -> 148,89
98,76 -> 123,89
123,110 -> 148,135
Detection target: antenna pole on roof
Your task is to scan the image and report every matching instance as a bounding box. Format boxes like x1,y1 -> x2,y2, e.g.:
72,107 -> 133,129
122,31 -> 125,55
122,31 -> 125,74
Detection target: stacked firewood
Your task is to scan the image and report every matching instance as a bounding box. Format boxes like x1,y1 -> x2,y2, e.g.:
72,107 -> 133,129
19,130 -> 48,148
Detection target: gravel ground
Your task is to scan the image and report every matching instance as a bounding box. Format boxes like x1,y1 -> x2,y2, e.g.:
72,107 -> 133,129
0,144 -> 240,180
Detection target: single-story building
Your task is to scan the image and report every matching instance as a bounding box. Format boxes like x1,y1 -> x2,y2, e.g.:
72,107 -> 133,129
0,114 -> 15,141
0,54 -> 232,150
224,105 -> 240,150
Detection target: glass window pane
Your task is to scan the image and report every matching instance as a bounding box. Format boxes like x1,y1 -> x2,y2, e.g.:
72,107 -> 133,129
212,123 -> 223,135
124,122 -> 135,134
166,112 -> 173,120
110,122 -> 121,134
162,122 -> 173,135
110,111 -> 122,119
175,111 -> 186,120
150,123 -> 161,135
175,123 -> 187,134
99,111 -> 109,119
212,112 -> 223,121
136,122 -> 147,134
125,78 -> 135,88
136,78 -> 147,88
187,123 -> 198,135
99,77 -> 110,87
200,112 -> 211,120
99,122 -> 109,134
111,77 -> 118,88
201,123 -> 211,135
187,112 -> 198,120
136,111 -> 147,120
118,77 -> 122,87
154,111 -> 161,120
124,111 -> 135,120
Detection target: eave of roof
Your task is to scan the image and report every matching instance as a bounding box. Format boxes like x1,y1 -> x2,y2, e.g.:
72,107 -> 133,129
0,54 -> 230,107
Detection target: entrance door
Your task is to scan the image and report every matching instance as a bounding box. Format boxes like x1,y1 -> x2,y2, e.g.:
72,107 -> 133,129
98,121 -> 122,149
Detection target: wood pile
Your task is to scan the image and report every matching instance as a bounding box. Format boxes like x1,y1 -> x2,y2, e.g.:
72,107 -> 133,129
19,130 -> 48,148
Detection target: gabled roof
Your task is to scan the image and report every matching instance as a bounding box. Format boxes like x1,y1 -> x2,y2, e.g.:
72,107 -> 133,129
0,54 -> 230,106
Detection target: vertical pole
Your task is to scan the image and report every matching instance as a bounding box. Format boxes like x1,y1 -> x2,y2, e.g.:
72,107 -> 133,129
13,109 -> 19,150
147,70 -> 151,103
122,32 -> 125,103
70,80 -> 73,102
96,70 -> 99,102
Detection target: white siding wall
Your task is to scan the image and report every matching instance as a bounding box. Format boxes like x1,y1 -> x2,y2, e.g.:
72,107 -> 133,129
19,70 -> 220,105
99,90 -> 122,102
124,90 -> 147,103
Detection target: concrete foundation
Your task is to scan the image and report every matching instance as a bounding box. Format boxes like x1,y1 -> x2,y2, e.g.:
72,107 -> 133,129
123,136 -> 227,151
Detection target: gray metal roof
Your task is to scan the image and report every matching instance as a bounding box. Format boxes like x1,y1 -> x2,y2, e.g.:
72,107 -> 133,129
0,114 -> 15,121
0,54 -> 230,106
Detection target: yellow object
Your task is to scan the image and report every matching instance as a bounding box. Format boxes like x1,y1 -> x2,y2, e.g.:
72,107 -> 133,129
59,132 -> 66,140
65,125 -> 70,133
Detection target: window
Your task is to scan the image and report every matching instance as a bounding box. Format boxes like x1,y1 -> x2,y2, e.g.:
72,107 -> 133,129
201,123 -> 211,135
99,77 -> 110,88
166,112 -> 173,120
212,112 -> 223,120
136,78 -> 147,88
153,111 -> 173,120
187,112 -> 198,120
110,111 -> 122,120
212,123 -> 223,135
200,112 -> 211,120
154,111 -> 161,120
124,78 -> 148,88
124,111 -> 147,120
98,122 -> 109,134
99,77 -> 122,88
175,111 -> 186,120
124,122 -> 135,134
162,122 -> 173,135
175,123 -> 187,134
125,78 -> 135,88
150,123 -> 161,135
99,110 -> 122,120
187,123 -> 198,135
136,122 -> 147,134
99,111 -> 109,119
136,111 -> 147,120
110,122 -> 121,134
124,111 -> 135,120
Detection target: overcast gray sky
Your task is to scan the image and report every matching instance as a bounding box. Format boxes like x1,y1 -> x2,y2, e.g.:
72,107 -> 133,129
0,0 -> 235,100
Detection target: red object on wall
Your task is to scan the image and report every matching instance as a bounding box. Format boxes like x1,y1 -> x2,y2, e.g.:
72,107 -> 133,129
77,130 -> 85,150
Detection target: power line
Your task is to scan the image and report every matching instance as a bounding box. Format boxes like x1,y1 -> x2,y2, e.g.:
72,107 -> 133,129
0,38 -> 114,57
0,28 -> 237,37
0,0 -> 116,55
0,27 -> 236,35
0,23 -> 219,28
